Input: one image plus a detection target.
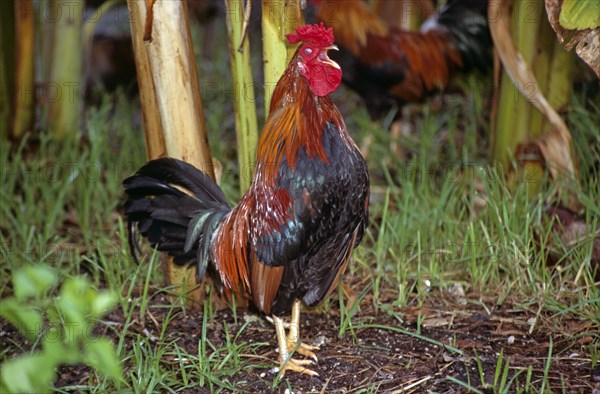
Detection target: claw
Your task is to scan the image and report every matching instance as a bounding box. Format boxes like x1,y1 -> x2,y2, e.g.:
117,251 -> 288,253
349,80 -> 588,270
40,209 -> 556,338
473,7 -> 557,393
277,358 -> 319,377
288,341 -> 319,362
272,302 -> 321,377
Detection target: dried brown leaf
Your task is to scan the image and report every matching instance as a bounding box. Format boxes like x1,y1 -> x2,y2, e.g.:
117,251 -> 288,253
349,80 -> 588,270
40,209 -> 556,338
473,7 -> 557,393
489,0 -> 578,204
515,128 -> 573,183
543,205 -> 600,280
545,0 -> 600,78
489,0 -> 571,143
575,29 -> 600,78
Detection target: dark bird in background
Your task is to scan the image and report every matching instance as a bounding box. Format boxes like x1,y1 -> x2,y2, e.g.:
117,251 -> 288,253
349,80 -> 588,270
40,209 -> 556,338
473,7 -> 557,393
84,0 -> 221,102
313,0 -> 492,120
123,24 -> 369,376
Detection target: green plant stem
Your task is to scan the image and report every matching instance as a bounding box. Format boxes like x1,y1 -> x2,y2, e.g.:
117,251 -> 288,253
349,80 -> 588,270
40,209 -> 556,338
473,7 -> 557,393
261,0 -> 303,115
510,0 -> 541,142
48,0 -> 84,139
224,0 -> 259,193
490,0 -> 574,177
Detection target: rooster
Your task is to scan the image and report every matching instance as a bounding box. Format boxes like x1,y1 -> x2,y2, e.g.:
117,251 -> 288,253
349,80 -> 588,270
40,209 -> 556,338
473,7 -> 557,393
314,0 -> 491,120
123,24 -> 369,376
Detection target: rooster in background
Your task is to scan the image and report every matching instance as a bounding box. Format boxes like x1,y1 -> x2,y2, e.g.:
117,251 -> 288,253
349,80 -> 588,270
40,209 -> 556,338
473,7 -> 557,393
123,24 -> 369,376
314,0 -> 491,120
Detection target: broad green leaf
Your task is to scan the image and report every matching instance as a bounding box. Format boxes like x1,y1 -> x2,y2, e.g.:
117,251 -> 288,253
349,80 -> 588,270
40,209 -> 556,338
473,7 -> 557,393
12,265 -> 57,300
0,298 -> 43,340
84,338 -> 124,382
90,291 -> 118,318
560,0 -> 600,30
43,336 -> 80,365
55,297 -> 86,340
56,277 -> 93,339
0,353 -> 56,394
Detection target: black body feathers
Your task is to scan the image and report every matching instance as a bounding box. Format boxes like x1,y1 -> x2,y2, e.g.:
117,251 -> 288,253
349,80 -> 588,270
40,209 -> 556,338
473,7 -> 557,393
123,158 -> 231,281
424,0 -> 491,73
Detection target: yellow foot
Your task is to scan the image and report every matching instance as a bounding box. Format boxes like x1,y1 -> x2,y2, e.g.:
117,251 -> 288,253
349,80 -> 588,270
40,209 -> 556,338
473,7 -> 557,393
277,357 -> 318,377
272,301 -> 321,377
286,340 -> 320,362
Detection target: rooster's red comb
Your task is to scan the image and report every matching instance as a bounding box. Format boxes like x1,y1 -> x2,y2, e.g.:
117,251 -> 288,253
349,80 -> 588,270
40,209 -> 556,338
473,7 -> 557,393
286,23 -> 334,47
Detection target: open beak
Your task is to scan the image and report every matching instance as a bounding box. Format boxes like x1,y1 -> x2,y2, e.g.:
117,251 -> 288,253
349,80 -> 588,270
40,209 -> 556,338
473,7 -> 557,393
319,45 -> 340,69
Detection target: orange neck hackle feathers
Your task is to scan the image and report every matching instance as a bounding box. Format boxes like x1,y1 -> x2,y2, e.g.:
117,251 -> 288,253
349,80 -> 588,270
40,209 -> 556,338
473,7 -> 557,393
253,23 -> 347,182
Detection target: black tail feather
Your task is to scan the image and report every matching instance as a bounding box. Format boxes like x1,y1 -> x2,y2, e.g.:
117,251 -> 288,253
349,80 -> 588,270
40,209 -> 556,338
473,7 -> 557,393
123,158 -> 231,281
424,0 -> 491,72
128,158 -> 229,206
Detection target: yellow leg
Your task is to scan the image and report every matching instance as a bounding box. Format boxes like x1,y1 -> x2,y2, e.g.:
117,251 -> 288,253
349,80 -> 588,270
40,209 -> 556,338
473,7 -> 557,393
287,300 -> 319,361
273,314 -> 318,377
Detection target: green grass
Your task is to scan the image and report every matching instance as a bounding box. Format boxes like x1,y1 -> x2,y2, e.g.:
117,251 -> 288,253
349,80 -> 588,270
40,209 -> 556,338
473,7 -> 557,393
3,88 -> 598,391
447,339 -> 566,394
1,38 -> 599,394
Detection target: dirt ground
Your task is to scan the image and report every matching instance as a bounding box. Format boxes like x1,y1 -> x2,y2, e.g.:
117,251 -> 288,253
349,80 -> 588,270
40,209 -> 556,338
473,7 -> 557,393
167,297 -> 597,393
5,287 -> 594,393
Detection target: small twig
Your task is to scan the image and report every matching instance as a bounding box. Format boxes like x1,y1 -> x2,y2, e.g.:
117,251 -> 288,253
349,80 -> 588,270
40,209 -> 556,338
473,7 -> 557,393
490,316 -> 530,326
528,302 -> 544,335
239,352 -> 272,361
146,308 -> 160,330
391,375 -> 432,393
142,327 -> 158,342
356,323 -> 463,355
102,320 -> 122,327
319,373 -> 334,394
573,261 -> 586,286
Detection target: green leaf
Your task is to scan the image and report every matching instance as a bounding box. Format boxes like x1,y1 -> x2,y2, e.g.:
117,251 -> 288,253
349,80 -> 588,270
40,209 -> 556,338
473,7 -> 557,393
0,298 -> 43,340
0,353 -> 56,394
46,304 -> 61,328
560,0 -> 600,30
43,335 -> 80,365
84,338 -> 124,382
12,265 -> 57,300
90,291 -> 117,318
56,277 -> 92,339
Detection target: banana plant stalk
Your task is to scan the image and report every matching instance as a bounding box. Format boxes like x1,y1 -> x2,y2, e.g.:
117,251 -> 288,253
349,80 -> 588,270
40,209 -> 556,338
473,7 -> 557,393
224,0 -> 259,193
11,0 -> 35,139
47,0 -> 84,139
490,0 -> 574,179
261,0 -> 304,115
0,0 -> 15,140
127,0 -> 215,306
127,0 -> 164,158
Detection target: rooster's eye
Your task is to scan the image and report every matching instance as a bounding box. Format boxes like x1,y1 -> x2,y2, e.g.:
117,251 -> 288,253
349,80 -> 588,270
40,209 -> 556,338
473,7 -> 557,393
304,48 -> 312,55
